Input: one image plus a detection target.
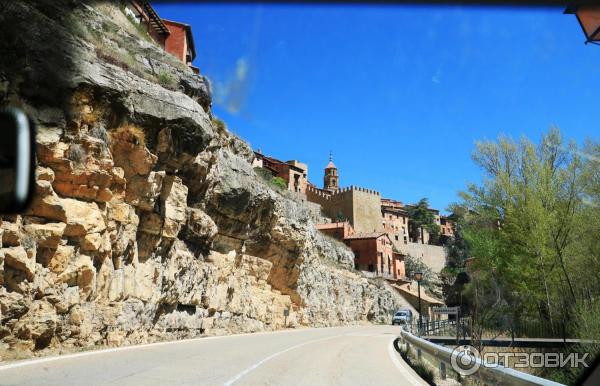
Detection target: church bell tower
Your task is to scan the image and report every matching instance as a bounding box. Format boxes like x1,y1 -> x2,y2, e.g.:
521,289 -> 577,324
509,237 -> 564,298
324,152 -> 339,193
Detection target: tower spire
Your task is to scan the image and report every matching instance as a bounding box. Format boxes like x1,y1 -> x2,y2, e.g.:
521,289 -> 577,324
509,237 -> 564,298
324,151 -> 339,193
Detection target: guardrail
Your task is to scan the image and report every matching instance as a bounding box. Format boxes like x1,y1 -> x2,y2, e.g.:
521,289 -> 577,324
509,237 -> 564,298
398,328 -> 565,386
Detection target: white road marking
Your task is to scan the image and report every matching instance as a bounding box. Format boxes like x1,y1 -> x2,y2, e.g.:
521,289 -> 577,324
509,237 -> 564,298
222,334 -> 347,386
387,337 -> 428,386
0,327 -> 328,372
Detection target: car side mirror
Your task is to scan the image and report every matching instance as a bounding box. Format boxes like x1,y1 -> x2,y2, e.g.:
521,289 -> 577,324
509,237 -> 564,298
0,108 -> 35,213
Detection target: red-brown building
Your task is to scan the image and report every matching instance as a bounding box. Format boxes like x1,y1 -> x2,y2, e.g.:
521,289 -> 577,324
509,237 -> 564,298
315,221 -> 355,241
344,232 -> 405,281
314,221 -> 406,281
162,19 -> 198,73
381,198 -> 410,245
252,151 -> 309,195
439,215 -> 455,238
123,0 -> 170,47
123,1 -> 199,73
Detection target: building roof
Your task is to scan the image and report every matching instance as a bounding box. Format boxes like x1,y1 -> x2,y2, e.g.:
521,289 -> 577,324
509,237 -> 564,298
162,19 -> 196,61
345,232 -> 388,240
138,1 -> 170,36
392,283 -> 445,306
325,160 -> 336,169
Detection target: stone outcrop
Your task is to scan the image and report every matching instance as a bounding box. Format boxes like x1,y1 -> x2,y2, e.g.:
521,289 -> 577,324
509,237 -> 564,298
0,0 -> 407,360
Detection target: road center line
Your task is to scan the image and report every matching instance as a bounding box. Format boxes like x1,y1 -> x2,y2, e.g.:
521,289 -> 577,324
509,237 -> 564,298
222,333 -> 347,386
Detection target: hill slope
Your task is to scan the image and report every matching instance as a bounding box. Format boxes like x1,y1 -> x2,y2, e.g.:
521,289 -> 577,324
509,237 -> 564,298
0,1 -> 407,359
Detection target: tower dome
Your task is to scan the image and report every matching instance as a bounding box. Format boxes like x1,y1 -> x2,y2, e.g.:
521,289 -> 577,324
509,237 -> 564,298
324,152 -> 339,192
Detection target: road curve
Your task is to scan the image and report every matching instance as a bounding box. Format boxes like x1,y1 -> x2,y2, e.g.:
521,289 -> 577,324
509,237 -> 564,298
0,325 -> 428,386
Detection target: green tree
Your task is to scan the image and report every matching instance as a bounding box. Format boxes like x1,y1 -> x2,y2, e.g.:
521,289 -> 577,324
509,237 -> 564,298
407,198 -> 441,244
404,255 -> 436,289
456,128 -> 600,348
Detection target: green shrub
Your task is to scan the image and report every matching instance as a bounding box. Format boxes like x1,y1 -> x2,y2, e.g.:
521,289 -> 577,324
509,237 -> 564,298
411,359 -> 435,385
157,71 -> 177,90
211,117 -> 226,132
252,167 -> 289,191
271,177 -> 288,191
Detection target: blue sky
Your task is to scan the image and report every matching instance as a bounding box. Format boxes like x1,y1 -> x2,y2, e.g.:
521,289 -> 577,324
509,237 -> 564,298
155,3 -> 599,213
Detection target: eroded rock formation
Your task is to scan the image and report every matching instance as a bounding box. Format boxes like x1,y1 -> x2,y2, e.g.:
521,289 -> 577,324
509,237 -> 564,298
0,0 -> 407,360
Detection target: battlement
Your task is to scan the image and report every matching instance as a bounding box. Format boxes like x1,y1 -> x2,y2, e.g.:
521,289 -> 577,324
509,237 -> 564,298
330,185 -> 380,198
306,184 -> 332,201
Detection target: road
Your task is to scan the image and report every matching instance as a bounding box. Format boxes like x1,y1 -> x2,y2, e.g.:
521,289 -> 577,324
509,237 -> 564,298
0,325 -> 428,386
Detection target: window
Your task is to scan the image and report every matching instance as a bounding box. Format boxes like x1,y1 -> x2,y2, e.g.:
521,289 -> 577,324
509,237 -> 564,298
368,264 -> 374,272
395,235 -> 399,241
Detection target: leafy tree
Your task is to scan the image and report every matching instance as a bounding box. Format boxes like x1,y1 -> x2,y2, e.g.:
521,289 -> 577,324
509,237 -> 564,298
443,210 -> 470,269
456,128 -> 600,351
407,198 -> 441,244
404,255 -> 436,289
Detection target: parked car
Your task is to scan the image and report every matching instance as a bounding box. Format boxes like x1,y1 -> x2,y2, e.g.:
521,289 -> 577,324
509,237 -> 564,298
392,310 -> 412,325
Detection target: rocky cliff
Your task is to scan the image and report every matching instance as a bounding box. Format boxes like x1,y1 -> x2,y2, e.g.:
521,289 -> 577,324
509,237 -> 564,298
0,0 -> 407,360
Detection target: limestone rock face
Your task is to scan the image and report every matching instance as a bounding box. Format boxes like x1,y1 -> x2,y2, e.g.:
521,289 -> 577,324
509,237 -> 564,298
0,0 -> 408,360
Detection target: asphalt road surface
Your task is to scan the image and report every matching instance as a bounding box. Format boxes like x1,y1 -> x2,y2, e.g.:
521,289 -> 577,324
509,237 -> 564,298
0,325 -> 428,386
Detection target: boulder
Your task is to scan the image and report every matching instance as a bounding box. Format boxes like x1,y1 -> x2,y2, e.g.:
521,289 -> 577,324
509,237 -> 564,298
125,172 -> 165,211
3,246 -> 36,281
181,207 -> 217,247
39,245 -> 75,274
110,128 -> 157,178
28,179 -> 106,237
1,219 -> 21,247
23,222 -> 66,249
13,300 -> 57,349
138,213 -> 162,236
56,254 -> 96,300
160,176 -> 188,239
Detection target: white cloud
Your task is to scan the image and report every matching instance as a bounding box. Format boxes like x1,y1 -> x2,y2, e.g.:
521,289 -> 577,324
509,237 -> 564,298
431,68 -> 441,84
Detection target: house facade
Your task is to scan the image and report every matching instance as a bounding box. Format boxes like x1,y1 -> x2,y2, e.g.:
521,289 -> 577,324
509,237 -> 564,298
315,222 -> 406,281
123,1 -> 199,73
252,151 -> 309,194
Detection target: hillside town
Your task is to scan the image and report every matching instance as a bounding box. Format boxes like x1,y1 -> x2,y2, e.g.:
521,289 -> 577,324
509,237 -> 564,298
253,150 -> 453,310
2,1 -> 597,385
114,0 -> 455,295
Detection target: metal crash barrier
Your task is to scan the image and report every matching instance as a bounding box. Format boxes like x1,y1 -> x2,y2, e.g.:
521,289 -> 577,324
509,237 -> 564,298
398,328 -> 566,386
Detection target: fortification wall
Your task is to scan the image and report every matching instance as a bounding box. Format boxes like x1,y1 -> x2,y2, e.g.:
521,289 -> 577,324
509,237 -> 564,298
308,185 -> 383,233
323,187 -> 354,222
351,187 -> 383,233
306,185 -> 331,207
401,243 -> 447,273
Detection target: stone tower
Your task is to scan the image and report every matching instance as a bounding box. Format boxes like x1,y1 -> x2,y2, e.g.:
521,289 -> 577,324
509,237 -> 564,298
324,152 -> 339,193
